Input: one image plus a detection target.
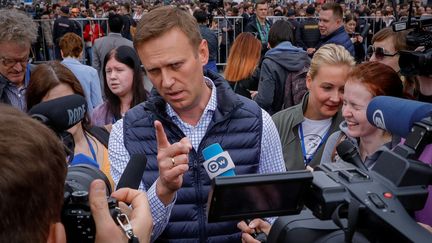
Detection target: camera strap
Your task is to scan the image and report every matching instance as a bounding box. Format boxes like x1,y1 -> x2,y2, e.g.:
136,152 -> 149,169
116,212 -> 140,243
331,200 -> 362,243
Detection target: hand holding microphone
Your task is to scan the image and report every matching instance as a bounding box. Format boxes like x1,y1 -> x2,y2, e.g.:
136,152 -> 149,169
202,143 -> 235,179
202,143 -> 268,242
237,219 -> 271,243
154,120 -> 192,205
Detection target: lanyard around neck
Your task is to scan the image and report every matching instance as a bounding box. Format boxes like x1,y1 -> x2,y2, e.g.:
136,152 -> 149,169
299,123 -> 331,166
84,132 -> 97,162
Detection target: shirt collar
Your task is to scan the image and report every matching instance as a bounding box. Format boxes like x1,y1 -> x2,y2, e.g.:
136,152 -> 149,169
108,32 -> 123,37
62,57 -> 81,64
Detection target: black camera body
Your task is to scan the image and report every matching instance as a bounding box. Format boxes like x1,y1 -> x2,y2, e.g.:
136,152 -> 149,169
268,117 -> 432,243
306,158 -> 429,223
28,96 -> 121,242
392,1 -> 432,76
267,158 -> 431,243
61,164 -> 120,243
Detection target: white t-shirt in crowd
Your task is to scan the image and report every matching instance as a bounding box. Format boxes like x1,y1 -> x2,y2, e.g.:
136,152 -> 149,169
300,117 -> 332,162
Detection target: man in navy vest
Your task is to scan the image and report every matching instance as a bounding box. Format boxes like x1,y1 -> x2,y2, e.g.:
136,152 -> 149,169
108,6 -> 286,242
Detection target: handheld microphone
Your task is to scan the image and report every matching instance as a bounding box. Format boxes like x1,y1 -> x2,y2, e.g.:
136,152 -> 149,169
366,96 -> 432,138
202,143 -> 235,179
28,94 -> 87,132
116,154 -> 147,190
336,140 -> 369,172
203,144 -> 269,241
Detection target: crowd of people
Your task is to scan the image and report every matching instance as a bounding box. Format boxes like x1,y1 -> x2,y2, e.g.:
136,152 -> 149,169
0,0 -> 432,242
2,0 -> 431,65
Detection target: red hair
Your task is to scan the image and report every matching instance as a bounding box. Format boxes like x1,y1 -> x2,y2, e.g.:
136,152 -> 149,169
347,61 -> 404,98
224,32 -> 262,82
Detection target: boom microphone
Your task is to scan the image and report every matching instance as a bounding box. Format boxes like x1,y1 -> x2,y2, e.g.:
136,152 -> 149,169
366,96 -> 432,138
202,143 -> 235,179
336,140 -> 369,172
116,154 -> 147,190
28,94 -> 87,132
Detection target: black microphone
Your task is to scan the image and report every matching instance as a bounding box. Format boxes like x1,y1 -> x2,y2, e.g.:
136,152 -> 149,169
116,154 -> 147,190
336,140 -> 369,172
28,94 -> 87,132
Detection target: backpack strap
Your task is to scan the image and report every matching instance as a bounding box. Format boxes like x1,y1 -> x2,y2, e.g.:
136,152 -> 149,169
283,64 -> 309,109
88,126 -> 110,148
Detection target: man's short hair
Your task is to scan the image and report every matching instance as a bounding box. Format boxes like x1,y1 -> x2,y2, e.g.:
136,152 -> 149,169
321,2 -> 343,20
255,0 -> 267,9
60,33 -> 83,58
243,3 -> 252,10
193,9 -> 208,24
268,20 -> 294,48
0,104 -> 67,242
122,3 -> 131,12
0,9 -> 37,46
306,6 -> 315,15
134,6 -> 202,52
108,13 -> 124,33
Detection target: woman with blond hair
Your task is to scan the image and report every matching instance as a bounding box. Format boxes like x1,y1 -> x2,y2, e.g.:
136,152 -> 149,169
272,44 -> 355,171
224,32 -> 262,99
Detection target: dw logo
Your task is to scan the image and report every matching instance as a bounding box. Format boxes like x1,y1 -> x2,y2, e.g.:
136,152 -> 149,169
207,156 -> 229,173
372,110 -> 386,130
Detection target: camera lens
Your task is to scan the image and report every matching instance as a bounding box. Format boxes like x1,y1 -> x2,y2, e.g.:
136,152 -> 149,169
62,164 -> 114,243
65,164 -> 112,195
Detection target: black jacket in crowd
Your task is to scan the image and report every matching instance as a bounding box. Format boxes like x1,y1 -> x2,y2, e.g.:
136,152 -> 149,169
53,16 -> 81,45
244,16 -> 272,56
296,17 -> 321,51
199,24 -> 218,62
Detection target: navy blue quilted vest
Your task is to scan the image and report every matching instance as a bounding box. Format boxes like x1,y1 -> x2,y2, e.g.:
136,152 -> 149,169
123,71 -> 262,242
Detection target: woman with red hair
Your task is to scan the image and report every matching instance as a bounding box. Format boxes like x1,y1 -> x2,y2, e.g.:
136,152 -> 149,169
224,32 -> 262,99
321,61 -> 405,168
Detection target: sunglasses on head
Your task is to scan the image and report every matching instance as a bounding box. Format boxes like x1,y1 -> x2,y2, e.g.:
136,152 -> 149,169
367,46 -> 399,60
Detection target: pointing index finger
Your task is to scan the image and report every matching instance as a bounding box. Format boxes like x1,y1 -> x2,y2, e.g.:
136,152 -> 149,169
155,120 -> 171,150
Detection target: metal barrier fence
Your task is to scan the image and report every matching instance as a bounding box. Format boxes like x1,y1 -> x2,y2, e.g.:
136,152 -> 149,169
31,17 -> 109,65
213,15 -> 396,67
32,15 -> 396,67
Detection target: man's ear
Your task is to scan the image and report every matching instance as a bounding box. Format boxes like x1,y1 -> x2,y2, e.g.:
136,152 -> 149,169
46,223 -> 66,243
198,39 -> 209,66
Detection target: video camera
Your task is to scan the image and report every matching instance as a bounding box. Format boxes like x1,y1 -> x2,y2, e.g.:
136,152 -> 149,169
28,95 -> 120,242
207,97 -> 432,242
392,1 -> 432,76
